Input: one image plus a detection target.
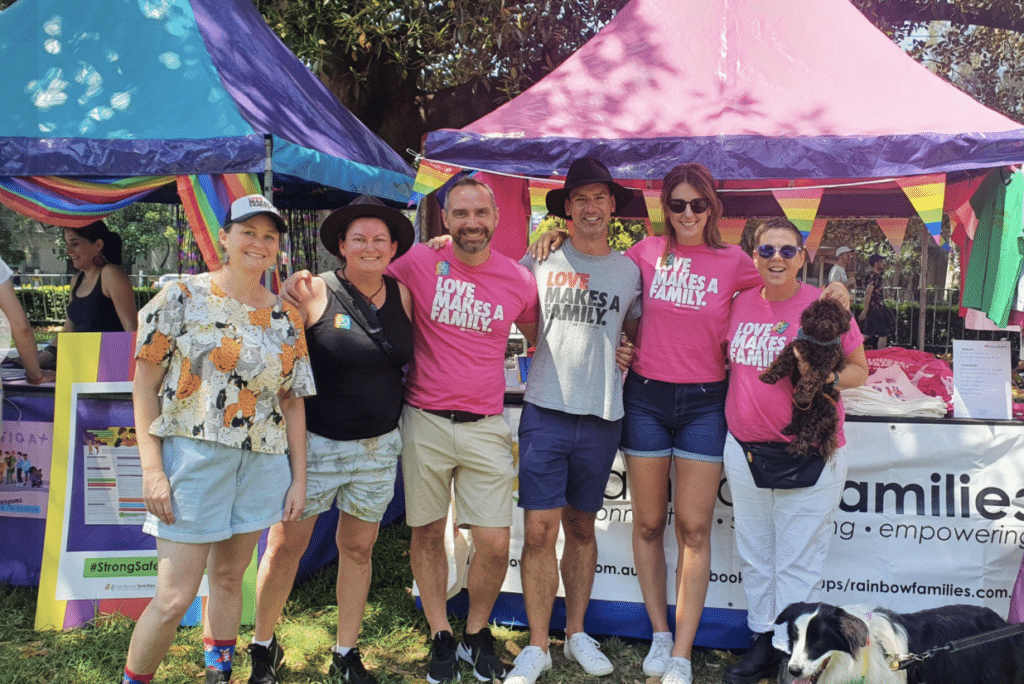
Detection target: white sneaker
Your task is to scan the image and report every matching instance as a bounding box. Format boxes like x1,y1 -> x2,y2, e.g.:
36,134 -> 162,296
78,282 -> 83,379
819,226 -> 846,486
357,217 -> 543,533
503,645 -> 552,684
660,656 -> 692,684
643,633 -> 674,676
563,632 -> 614,676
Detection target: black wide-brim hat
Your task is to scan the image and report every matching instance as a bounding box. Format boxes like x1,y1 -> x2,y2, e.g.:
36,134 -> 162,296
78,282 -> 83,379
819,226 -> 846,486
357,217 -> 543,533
545,157 -> 637,219
319,195 -> 415,259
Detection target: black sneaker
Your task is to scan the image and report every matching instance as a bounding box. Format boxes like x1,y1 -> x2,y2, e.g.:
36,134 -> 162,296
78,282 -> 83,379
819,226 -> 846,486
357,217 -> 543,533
427,630 -> 461,684
247,635 -> 285,684
204,668 -> 231,684
328,647 -> 378,684
456,627 -> 506,682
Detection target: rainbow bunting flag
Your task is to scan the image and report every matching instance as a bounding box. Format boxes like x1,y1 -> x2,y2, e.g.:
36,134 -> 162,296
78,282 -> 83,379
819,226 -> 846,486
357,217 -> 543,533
643,189 -> 664,235
770,187 -> 824,237
803,218 -> 829,262
409,159 -> 462,205
0,175 -> 173,227
896,173 -> 946,247
718,218 -> 746,246
529,178 -> 563,215
175,174 -> 261,270
875,218 -> 910,254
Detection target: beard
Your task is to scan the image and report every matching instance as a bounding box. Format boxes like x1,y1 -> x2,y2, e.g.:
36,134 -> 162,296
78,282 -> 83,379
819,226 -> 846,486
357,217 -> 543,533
453,228 -> 492,254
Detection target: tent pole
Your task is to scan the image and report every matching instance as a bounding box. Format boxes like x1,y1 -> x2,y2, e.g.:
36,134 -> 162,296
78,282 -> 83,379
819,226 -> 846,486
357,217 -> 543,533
263,134 -> 274,201
918,224 -> 927,351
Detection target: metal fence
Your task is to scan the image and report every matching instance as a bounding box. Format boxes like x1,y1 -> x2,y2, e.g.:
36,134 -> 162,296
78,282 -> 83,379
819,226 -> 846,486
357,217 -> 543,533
14,274 -> 160,325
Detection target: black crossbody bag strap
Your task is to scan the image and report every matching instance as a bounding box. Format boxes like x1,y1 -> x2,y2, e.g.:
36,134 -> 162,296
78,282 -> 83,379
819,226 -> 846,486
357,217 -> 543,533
319,270 -> 404,369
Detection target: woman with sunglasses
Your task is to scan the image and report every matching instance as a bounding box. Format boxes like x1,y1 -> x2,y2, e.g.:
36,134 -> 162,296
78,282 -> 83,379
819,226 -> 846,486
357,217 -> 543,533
617,163 -> 768,684
720,218 -> 866,684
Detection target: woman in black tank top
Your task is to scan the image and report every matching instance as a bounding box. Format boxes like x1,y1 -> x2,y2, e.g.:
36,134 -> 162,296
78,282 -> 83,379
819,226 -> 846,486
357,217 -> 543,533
38,220 -> 137,368
247,196 -> 415,684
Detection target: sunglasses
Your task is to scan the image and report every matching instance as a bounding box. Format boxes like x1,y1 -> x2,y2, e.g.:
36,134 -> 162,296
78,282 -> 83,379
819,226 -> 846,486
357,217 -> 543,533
667,198 -> 711,214
757,244 -> 802,259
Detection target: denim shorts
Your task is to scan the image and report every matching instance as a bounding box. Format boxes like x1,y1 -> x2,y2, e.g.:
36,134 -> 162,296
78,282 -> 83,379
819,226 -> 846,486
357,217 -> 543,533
142,436 -> 290,543
517,402 -> 621,513
620,370 -> 728,462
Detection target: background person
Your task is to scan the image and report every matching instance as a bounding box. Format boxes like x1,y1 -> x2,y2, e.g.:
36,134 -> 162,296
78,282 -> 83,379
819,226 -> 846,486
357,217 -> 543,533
38,220 -> 137,368
858,253 -> 890,348
0,255 -> 52,392
248,196 -> 415,684
721,218 -> 866,684
121,195 -> 314,684
828,246 -> 854,291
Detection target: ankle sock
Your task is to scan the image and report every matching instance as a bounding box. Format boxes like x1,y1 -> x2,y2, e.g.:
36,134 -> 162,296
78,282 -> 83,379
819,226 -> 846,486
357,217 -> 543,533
123,668 -> 154,684
333,645 -> 352,657
203,638 -> 236,672
251,636 -> 273,648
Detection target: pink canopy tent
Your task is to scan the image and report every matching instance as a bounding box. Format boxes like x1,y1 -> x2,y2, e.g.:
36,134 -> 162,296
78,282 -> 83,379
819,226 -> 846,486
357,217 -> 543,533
424,0 -> 1024,188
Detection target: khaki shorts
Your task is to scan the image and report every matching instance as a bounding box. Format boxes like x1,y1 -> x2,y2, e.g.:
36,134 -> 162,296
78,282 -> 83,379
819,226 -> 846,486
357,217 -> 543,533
400,406 -> 515,528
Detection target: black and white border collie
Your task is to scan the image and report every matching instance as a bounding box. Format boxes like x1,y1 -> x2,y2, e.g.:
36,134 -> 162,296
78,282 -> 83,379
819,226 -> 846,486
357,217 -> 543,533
775,602 -> 1024,684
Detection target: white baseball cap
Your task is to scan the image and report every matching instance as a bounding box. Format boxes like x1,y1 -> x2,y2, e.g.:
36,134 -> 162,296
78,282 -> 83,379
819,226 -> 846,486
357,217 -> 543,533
223,194 -> 287,233
835,246 -> 852,257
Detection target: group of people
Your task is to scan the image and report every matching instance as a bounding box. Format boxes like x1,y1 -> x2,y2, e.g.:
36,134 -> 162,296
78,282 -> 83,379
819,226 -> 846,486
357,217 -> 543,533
1,450 -> 39,486
116,155 -> 867,684
829,245 -> 893,349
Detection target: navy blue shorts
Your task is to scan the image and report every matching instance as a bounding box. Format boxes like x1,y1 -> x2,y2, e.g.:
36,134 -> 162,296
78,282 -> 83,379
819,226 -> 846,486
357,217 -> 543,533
516,402 -> 621,513
620,370 -> 727,462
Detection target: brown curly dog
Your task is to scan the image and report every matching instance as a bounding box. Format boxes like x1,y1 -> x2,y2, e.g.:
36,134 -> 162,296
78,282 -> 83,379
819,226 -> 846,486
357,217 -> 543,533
759,298 -> 850,458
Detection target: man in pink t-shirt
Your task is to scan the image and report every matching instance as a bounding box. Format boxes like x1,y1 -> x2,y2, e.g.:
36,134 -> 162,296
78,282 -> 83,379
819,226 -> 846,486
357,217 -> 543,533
388,177 -> 539,684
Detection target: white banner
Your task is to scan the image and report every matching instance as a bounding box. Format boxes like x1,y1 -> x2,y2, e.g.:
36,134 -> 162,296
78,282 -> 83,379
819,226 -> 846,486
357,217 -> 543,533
501,410 -> 1024,617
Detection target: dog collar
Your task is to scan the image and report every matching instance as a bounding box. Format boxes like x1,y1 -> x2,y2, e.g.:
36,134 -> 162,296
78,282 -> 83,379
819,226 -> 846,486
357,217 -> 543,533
796,327 -> 842,346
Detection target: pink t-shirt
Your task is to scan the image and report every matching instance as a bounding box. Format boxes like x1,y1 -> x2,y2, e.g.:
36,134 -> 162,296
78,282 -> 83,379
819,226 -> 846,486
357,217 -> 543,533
725,283 -> 864,446
626,236 -> 762,383
388,243 -> 539,414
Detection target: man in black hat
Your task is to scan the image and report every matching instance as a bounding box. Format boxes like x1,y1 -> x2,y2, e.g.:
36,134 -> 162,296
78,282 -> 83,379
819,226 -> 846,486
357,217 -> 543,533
504,158 -> 642,684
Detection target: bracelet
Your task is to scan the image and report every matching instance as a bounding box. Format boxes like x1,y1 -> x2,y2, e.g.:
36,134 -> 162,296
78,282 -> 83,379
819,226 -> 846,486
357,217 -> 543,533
830,371 -> 840,389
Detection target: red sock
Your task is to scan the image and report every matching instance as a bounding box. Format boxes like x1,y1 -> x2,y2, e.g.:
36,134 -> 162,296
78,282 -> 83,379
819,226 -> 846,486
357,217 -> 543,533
123,667 -> 154,684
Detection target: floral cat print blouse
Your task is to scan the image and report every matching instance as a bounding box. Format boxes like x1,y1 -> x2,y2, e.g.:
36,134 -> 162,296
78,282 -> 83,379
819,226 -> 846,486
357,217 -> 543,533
135,272 -> 315,454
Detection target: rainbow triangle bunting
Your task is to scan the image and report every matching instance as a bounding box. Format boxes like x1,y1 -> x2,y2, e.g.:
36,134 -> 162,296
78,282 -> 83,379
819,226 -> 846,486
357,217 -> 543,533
896,173 -> 946,246
718,218 -> 746,246
770,187 -> 824,237
409,159 -> 462,205
875,218 -> 910,254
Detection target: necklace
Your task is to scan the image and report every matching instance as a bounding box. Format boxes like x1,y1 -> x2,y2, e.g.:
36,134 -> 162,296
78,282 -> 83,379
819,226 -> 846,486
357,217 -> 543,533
341,267 -> 385,309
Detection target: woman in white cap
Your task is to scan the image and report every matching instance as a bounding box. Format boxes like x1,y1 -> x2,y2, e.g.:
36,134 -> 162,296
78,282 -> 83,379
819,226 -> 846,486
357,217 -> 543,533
244,195 -> 415,684
121,195 -> 315,684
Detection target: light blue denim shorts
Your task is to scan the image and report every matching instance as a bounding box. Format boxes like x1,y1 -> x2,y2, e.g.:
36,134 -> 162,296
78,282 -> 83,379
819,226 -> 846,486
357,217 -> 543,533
142,436 -> 290,543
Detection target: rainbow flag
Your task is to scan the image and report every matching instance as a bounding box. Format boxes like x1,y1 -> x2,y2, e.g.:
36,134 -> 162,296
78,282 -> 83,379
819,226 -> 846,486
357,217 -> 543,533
0,175 -> 173,227
770,187 -> 824,237
643,189 -> 664,235
896,173 -> 947,247
529,178 -> 563,215
803,218 -> 829,262
175,174 -> 261,269
718,217 -> 746,246
409,159 -> 461,205
876,218 -> 910,254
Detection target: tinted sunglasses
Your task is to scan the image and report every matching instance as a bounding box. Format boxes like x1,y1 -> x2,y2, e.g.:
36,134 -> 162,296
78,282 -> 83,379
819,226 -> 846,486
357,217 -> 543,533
757,244 -> 802,259
667,198 -> 711,214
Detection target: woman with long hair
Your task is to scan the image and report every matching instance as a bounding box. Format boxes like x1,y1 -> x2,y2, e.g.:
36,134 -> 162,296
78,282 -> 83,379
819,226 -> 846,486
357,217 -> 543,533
121,195 -> 314,684
39,220 -> 137,366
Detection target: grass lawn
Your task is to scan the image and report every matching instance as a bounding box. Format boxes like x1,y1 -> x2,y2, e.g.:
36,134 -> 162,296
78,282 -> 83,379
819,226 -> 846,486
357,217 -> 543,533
0,522 -> 745,683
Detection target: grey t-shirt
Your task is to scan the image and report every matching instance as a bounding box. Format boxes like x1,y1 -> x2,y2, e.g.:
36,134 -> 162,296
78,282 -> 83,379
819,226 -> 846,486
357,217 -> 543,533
520,241 -> 641,420
828,264 -> 848,284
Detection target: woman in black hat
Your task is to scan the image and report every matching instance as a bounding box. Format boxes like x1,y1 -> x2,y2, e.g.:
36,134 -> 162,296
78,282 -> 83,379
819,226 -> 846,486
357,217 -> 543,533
245,196 -> 415,684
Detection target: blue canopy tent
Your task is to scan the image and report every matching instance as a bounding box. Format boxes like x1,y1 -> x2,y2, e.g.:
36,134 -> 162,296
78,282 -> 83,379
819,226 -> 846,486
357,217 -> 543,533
0,0 -> 414,219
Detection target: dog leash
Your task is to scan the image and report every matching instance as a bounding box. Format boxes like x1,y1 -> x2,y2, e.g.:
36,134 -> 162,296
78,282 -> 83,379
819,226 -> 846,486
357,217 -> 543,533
889,621 -> 1024,671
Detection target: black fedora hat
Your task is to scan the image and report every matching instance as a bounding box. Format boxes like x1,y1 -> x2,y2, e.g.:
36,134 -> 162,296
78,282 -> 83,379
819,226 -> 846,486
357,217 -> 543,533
545,157 -> 637,219
319,195 -> 415,259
